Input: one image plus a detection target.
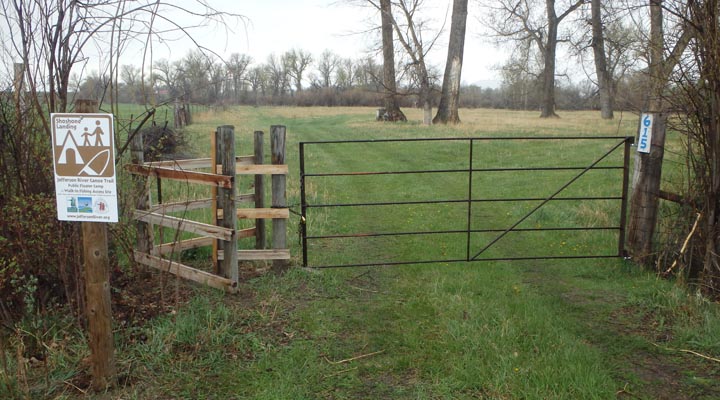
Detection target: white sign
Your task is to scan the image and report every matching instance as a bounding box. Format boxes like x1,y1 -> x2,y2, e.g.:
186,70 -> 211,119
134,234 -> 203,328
50,113 -> 118,222
637,113 -> 654,153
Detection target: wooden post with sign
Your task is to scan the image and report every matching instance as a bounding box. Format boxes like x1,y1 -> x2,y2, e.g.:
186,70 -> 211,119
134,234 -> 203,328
75,99 -> 116,390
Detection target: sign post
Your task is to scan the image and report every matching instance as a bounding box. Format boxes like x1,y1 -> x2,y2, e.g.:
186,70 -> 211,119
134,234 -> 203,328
52,100 -> 116,390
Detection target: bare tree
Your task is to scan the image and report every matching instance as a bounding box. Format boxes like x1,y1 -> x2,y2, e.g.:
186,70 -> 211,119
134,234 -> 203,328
266,53 -> 291,96
434,0 -> 469,124
569,1 -> 642,119
247,65 -> 267,105
317,50 -> 341,88
283,49 -> 313,92
369,0 -> 443,125
482,0 -> 586,118
668,0 -> 720,293
227,53 -> 252,102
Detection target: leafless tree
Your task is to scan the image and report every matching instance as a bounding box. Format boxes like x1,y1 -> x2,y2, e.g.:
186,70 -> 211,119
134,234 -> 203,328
266,53 -> 291,96
283,49 -> 313,92
316,50 -> 342,88
482,0 -> 586,118
227,53 -> 252,102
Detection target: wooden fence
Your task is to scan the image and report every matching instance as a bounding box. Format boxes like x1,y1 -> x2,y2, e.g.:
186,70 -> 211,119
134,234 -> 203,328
126,125 -> 290,293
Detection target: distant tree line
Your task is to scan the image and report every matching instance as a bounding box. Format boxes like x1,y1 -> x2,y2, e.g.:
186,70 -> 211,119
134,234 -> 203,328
77,47 -> 648,112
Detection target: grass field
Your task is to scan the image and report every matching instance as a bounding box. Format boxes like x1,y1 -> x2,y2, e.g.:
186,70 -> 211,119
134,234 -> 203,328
5,106 -> 720,399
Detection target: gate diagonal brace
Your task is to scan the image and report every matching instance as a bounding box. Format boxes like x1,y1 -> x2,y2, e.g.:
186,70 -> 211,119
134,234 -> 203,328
470,138 -> 628,261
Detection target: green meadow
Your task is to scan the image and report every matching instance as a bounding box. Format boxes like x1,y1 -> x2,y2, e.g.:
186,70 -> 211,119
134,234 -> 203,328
7,106 -> 719,399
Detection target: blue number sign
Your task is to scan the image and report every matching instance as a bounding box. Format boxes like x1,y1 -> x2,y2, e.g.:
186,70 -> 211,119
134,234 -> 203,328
637,113 -> 654,153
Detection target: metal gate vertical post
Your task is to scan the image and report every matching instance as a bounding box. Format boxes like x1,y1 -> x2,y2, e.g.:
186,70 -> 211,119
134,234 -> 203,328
300,142 -> 308,268
466,139 -> 474,261
618,137 -> 634,257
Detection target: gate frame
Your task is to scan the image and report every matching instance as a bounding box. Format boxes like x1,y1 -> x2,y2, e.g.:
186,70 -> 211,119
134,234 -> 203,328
300,136 -> 634,268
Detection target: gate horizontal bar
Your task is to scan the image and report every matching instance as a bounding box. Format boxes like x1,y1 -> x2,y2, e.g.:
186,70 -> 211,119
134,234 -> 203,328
307,196 -> 621,209
300,136 -> 632,145
304,166 -> 622,177
306,226 -> 620,240
309,254 -> 621,269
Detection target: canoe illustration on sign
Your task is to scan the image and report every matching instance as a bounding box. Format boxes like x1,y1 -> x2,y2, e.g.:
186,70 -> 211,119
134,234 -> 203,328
79,149 -> 111,176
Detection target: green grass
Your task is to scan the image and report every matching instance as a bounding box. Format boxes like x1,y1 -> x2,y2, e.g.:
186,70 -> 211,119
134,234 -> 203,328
7,106 -> 719,399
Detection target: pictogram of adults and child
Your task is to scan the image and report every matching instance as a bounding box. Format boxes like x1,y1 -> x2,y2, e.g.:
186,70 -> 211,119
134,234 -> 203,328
81,120 -> 105,147
56,117 -> 113,177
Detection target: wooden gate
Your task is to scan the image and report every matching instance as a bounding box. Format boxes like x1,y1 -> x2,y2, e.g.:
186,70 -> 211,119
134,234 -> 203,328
126,125 -> 290,292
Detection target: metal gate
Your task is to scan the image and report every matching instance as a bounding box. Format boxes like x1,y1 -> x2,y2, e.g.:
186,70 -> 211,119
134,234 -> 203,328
299,136 -> 634,268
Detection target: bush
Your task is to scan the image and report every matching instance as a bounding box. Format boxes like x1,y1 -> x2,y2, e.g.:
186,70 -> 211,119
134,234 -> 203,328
0,194 -> 82,323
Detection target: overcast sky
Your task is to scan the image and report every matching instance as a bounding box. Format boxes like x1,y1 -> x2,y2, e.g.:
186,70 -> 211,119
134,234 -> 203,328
132,0 -> 509,88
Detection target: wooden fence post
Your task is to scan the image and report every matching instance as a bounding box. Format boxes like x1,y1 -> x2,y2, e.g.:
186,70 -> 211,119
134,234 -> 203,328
75,99 -> 116,390
271,125 -> 289,273
254,131 -> 266,250
131,129 -> 153,256
215,125 -> 238,282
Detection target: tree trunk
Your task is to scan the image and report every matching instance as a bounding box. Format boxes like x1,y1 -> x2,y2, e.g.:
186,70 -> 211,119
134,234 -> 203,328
627,0 -> 666,264
433,0 -> 468,125
540,1 -> 559,118
422,88 -> 432,126
591,0 -> 614,119
380,0 -> 406,122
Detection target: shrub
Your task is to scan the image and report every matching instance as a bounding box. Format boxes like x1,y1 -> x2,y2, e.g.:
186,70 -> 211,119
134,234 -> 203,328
0,194 -> 83,323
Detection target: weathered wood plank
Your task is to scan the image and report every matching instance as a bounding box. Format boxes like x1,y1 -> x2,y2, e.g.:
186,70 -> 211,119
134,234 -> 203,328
236,155 -> 255,165
146,155 -> 254,170
237,164 -> 288,175
155,237 -> 214,255
240,249 -> 291,260
125,164 -> 232,188
236,208 -> 289,219
237,227 -> 257,239
217,249 -> 291,261
145,158 -> 212,170
134,251 -> 237,292
133,210 -> 233,241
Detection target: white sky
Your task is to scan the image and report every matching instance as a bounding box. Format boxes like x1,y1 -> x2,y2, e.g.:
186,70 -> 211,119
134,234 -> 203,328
130,0 -> 508,88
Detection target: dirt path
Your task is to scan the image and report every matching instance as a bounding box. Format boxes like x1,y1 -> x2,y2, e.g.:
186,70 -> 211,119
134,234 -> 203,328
522,266 -> 720,399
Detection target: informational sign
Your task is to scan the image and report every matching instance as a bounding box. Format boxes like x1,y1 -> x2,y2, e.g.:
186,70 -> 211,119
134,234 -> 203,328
50,113 -> 118,222
637,113 -> 654,153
